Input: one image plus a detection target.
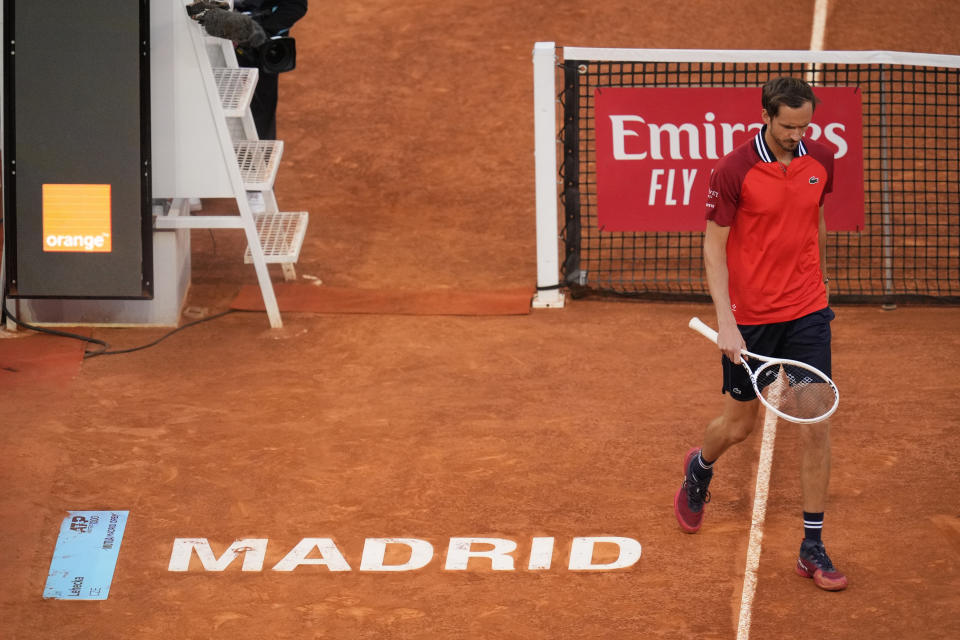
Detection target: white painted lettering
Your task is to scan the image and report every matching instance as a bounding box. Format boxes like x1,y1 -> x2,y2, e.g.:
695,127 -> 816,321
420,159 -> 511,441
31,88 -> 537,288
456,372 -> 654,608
272,538 -> 351,572
608,113 -> 848,161
168,538 -> 267,572
648,169 -> 666,206
360,538 -> 433,572
703,112 -> 718,160
647,122 -> 702,160
528,537 -> 555,570
721,122 -> 747,156
682,168 -> 698,205
166,535 -> 645,574
665,169 -> 678,205
44,234 -> 108,251
609,115 -> 648,160
568,537 -> 642,571
445,537 -> 517,571
824,122 -> 848,159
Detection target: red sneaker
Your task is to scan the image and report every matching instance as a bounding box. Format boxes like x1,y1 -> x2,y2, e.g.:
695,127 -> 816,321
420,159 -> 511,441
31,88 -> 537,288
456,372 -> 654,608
674,447 -> 711,533
796,539 -> 849,591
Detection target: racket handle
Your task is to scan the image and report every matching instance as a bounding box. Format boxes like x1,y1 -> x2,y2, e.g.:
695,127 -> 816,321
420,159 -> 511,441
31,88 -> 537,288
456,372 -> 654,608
688,317 -> 719,344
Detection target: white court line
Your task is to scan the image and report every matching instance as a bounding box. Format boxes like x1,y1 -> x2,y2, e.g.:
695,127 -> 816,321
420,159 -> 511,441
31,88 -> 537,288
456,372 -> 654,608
735,408 -> 778,640
736,7 -> 830,637
810,0 -> 829,51
806,0 -> 830,84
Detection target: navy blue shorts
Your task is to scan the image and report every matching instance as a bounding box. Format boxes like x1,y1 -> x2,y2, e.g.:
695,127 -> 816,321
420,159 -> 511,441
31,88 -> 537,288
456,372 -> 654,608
722,307 -> 835,401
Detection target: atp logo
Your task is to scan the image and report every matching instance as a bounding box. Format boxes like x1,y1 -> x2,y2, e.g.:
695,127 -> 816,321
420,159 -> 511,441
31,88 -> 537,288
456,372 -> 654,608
69,513 -> 99,533
70,516 -> 90,533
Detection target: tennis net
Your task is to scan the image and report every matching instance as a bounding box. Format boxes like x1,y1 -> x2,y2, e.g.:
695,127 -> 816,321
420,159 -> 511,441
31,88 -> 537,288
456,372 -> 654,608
537,47 -> 960,305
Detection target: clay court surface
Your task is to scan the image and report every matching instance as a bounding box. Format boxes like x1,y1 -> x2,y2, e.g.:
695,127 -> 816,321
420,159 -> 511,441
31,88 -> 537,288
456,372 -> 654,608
3,1 -> 960,638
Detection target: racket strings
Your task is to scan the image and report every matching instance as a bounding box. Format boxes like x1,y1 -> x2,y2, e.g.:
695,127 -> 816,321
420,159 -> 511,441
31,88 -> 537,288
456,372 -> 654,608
756,363 -> 837,421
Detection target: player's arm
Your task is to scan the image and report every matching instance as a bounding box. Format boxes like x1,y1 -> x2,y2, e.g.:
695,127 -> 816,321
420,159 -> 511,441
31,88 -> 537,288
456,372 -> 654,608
819,206 -> 830,305
703,220 -> 746,364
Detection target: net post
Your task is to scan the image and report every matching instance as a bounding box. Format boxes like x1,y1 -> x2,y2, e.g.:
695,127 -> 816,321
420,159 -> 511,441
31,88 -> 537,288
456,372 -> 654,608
532,42 -> 565,309
560,59 -> 582,290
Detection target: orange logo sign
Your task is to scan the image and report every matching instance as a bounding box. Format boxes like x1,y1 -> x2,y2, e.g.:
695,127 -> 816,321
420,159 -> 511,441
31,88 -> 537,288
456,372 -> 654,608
42,184 -> 112,252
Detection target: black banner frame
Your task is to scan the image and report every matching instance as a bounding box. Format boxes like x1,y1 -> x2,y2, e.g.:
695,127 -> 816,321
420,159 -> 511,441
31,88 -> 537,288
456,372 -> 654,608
2,0 -> 153,300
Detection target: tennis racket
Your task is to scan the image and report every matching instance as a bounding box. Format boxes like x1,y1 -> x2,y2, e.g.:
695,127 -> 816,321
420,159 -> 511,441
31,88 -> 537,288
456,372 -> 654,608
688,317 -> 839,424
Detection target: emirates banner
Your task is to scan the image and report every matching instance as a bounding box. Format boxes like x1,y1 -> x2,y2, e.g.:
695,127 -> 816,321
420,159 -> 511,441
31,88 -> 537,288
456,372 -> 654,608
594,87 -> 865,232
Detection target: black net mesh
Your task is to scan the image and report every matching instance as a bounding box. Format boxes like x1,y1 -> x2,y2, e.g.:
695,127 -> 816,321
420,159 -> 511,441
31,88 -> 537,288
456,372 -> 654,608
559,59 -> 960,304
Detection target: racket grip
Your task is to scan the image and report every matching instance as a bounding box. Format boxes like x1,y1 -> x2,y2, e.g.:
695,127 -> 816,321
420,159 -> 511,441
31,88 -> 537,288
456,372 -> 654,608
688,317 -> 719,345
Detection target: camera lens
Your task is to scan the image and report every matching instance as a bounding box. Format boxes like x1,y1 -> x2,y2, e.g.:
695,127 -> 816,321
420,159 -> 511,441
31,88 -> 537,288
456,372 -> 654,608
265,42 -> 284,65
260,37 -> 295,73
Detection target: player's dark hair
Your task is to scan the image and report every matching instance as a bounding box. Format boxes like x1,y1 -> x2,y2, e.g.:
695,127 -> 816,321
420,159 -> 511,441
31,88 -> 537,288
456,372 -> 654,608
762,76 -> 820,116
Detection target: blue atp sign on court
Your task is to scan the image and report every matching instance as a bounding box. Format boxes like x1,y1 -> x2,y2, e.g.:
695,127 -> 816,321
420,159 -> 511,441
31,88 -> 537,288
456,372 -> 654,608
44,511 -> 129,600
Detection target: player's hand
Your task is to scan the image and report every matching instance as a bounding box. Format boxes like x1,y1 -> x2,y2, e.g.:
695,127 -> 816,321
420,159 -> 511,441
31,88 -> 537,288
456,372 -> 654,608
717,324 -> 747,365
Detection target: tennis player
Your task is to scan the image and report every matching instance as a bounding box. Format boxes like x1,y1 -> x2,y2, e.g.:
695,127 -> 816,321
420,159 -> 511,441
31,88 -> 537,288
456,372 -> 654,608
674,76 -> 848,591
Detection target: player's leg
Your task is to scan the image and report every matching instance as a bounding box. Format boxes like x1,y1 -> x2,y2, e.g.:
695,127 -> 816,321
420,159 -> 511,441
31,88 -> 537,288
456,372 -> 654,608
796,423 -> 846,590
702,344 -> 766,460
701,393 -> 762,462
676,319 -> 768,534
800,420 -> 831,513
782,308 -> 835,516
675,395 -> 760,533
784,308 -> 847,590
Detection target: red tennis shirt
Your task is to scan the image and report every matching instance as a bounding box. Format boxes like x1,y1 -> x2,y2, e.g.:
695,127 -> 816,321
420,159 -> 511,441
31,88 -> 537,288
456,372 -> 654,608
705,127 -> 834,325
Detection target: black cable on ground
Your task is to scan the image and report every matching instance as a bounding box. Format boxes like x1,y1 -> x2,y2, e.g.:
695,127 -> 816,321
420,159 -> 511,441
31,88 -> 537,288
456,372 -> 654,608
84,309 -> 239,358
3,308 -> 242,359
3,309 -> 110,356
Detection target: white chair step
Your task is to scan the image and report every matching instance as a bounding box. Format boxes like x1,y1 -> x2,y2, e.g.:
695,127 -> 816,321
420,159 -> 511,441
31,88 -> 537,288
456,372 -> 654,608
243,211 -> 309,264
234,140 -> 283,190
213,67 -> 258,117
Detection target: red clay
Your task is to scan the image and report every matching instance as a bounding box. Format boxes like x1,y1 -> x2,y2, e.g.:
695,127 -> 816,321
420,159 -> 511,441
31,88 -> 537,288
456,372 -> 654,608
3,2 -> 960,639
